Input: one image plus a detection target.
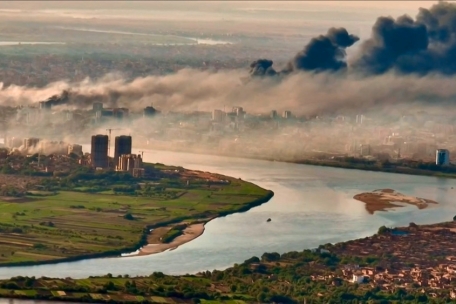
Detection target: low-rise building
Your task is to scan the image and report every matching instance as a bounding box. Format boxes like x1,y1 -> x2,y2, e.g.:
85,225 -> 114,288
68,144 -> 83,156
117,154 -> 143,173
436,149 -> 450,166
352,273 -> 365,284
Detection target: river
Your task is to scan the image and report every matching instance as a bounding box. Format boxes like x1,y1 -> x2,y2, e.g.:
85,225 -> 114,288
0,149 -> 455,280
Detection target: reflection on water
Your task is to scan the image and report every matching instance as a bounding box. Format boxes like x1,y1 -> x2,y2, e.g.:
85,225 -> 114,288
0,149 -> 455,279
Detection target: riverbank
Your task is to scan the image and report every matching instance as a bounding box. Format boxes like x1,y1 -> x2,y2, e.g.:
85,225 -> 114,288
353,188 -> 439,214
3,219 -> 456,303
137,143 -> 456,179
0,163 -> 274,268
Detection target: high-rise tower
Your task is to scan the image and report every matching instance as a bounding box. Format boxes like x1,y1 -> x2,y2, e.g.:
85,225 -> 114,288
114,135 -> 132,167
91,135 -> 109,168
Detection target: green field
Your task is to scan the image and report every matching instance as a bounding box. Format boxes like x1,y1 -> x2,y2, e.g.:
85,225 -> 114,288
0,172 -> 271,265
0,274 -> 254,303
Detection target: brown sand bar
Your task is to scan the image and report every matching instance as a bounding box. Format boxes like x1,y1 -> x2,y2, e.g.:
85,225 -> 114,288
138,223 -> 205,256
353,188 -> 438,214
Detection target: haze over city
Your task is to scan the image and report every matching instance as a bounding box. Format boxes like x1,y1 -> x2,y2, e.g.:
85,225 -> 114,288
0,1 -> 454,165
2,2 -> 456,303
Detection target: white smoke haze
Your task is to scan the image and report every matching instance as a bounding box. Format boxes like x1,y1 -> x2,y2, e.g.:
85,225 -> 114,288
2,69 -> 456,117
5,67 -> 456,161
3,1 -> 456,162
0,80 -> 70,106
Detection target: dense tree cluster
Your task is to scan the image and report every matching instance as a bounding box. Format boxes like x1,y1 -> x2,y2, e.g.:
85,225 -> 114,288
0,248 -> 451,303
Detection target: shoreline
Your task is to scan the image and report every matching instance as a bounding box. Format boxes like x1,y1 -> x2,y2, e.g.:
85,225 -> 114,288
0,190 -> 274,268
7,145 -> 449,273
134,144 -> 456,179
123,220 -> 211,257
4,219 -> 456,303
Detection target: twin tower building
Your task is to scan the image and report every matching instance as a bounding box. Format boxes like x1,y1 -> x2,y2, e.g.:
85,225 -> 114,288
90,135 -> 143,176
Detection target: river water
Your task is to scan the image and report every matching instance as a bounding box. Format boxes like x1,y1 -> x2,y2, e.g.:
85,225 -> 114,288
0,149 -> 455,280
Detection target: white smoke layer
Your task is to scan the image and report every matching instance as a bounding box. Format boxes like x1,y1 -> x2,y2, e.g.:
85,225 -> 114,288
2,69 -> 456,116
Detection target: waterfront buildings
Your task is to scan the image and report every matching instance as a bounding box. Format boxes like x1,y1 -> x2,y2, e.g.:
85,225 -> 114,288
23,138 -> 40,152
212,109 -> 224,122
143,106 -> 157,117
91,135 -> 109,168
116,154 -> 143,175
68,144 -> 83,156
271,110 -> 278,119
93,102 -> 103,112
114,135 -> 132,166
40,140 -> 68,155
436,149 -> 450,166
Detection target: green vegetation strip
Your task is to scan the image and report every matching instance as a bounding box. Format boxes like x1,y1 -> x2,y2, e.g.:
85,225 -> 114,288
2,220 -> 454,303
0,247 -> 438,304
0,163 -> 273,267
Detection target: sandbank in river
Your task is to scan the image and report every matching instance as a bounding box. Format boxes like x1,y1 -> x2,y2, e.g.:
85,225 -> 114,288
353,188 -> 438,214
138,223 -> 206,256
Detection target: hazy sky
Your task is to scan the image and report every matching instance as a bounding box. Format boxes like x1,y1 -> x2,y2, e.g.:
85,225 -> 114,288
0,1 -> 440,13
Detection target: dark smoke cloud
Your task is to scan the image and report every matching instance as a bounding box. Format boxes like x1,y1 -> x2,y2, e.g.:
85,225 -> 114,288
286,27 -> 359,72
248,2 -> 456,76
248,27 -> 359,77
43,89 -> 114,109
248,27 -> 359,76
353,1 -> 456,75
43,90 -> 70,107
13,1 -> 456,118
326,27 -> 360,48
249,59 -> 277,77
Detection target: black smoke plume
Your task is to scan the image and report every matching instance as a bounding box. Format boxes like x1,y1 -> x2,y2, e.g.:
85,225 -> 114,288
248,2 -> 456,76
42,90 -> 107,108
248,27 -> 359,77
249,59 -> 277,77
353,1 -> 456,75
43,90 -> 70,107
284,27 -> 359,73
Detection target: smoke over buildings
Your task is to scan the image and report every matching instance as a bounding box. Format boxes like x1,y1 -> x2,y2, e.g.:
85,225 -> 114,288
249,59 -> 277,77
348,1 -> 456,75
248,27 -> 359,75
249,2 -> 456,76
352,15 -> 429,74
284,27 -> 359,73
42,90 -> 70,108
352,2 -> 456,75
5,1 -> 456,119
5,70 -> 456,122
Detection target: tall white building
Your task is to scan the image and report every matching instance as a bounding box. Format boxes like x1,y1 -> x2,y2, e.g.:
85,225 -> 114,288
436,149 -> 450,166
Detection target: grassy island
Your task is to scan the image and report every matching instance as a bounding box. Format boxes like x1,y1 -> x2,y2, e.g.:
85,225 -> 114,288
2,220 -> 456,303
0,158 -> 273,266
